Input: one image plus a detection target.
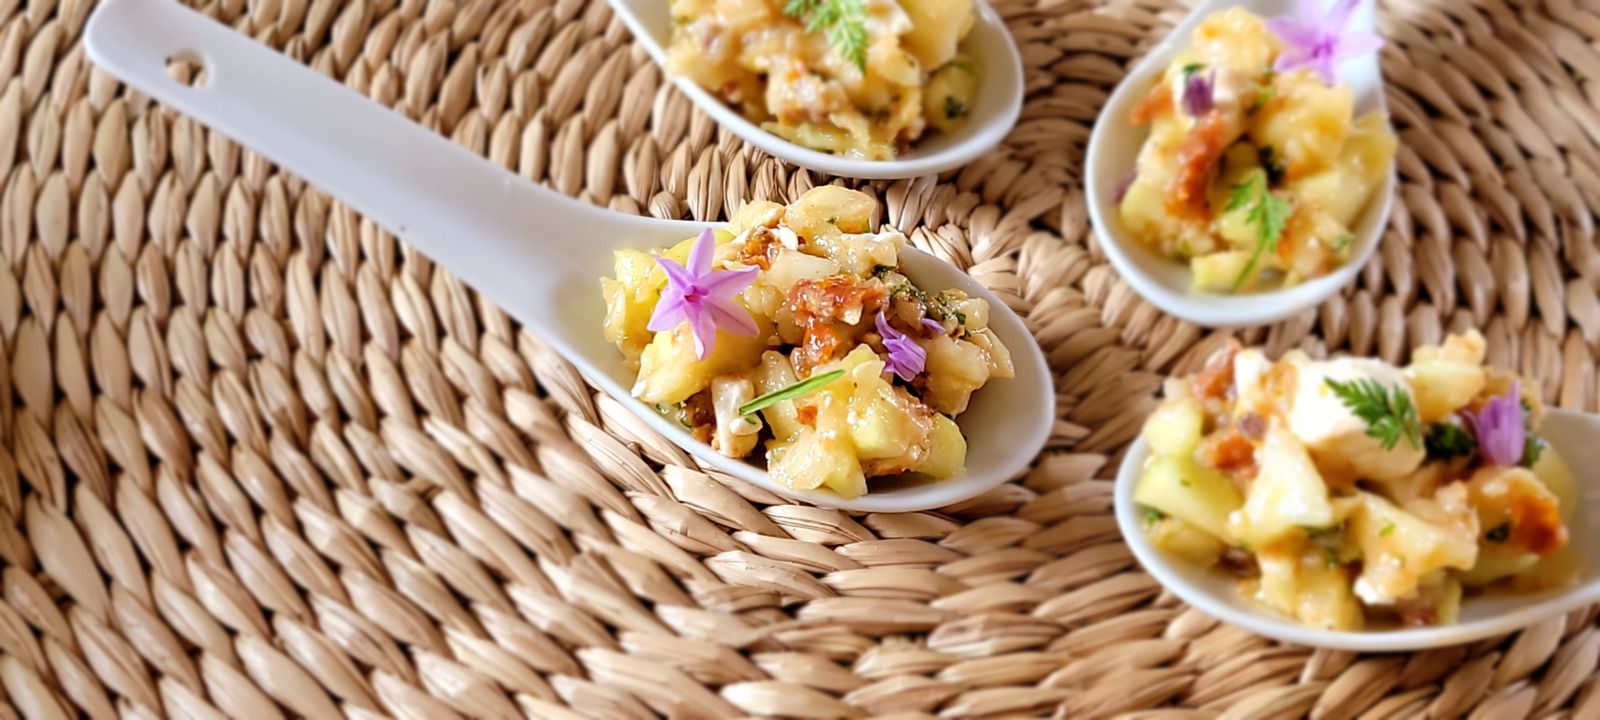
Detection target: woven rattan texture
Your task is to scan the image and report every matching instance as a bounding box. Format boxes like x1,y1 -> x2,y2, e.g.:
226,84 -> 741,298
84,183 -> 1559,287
0,0 -> 1598,716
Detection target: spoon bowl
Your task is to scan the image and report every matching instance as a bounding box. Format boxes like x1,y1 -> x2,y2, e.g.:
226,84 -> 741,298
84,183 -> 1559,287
1084,0 -> 1394,328
607,0 -> 1024,180
85,0 -> 1053,513
1115,408 -> 1600,652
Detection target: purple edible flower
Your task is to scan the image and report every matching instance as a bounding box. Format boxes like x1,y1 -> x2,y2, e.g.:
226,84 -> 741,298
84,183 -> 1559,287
1182,70 -> 1215,117
648,228 -> 759,360
1112,169 -> 1138,204
1266,0 -> 1385,86
1466,382 -> 1525,467
920,316 -> 945,334
876,312 -> 927,382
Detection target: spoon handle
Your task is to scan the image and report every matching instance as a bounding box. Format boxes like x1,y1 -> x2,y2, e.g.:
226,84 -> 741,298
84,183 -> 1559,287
84,0 -> 617,324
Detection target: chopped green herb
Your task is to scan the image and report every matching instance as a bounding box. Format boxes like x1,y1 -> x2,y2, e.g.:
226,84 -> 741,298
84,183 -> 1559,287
672,14 -> 691,24
739,369 -> 845,416
1485,521 -> 1511,543
947,58 -> 977,73
1179,477 -> 1192,488
1237,541 -> 1252,552
944,95 -> 968,120
1520,434 -> 1545,469
1323,547 -> 1340,569
1226,172 -> 1292,291
1324,377 -> 1423,451
826,215 -> 840,225
783,0 -> 869,70
1331,232 -> 1355,255
1144,508 -> 1165,527
1181,62 -> 1205,79
871,264 -> 894,278
1379,522 -> 1396,537
1425,421 -> 1477,460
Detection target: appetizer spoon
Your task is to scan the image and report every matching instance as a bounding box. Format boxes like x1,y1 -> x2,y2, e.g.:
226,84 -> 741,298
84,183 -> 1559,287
607,0 -> 1024,180
1115,408 -> 1600,652
85,0 -> 1053,513
1084,0 -> 1396,328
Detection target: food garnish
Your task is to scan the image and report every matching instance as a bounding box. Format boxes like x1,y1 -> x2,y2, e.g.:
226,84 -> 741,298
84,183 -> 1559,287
1324,376 -> 1422,451
1265,0 -> 1386,85
601,187 -> 1013,498
782,0 -> 869,70
1133,331 -> 1574,630
649,229 -> 759,359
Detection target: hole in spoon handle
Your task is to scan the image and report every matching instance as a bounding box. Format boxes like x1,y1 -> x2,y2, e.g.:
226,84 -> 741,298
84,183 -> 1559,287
84,0 -> 592,334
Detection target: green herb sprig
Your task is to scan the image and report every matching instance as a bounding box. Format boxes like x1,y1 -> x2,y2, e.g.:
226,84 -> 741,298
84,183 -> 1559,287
1324,377 -> 1423,451
739,369 -> 845,416
1226,172 -> 1292,291
783,0 -> 869,70
1424,421 -> 1477,460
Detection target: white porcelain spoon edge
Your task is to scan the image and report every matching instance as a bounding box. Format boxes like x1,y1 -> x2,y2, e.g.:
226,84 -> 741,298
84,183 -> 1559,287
607,0 -> 1025,180
1084,0 -> 1396,329
84,0 -> 1054,513
1114,408 -> 1600,652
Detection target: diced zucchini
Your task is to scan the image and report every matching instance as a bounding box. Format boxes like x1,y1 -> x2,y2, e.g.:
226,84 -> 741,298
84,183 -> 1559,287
1133,455 -> 1242,542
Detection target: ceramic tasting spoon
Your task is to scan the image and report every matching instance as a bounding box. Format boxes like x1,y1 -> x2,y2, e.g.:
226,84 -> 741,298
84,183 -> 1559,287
84,0 -> 1053,513
1115,408 -> 1600,652
607,0 -> 1024,180
1084,0 -> 1396,328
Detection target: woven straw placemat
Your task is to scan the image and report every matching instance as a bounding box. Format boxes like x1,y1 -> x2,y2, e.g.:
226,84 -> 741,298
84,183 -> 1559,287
1,0 -> 1598,717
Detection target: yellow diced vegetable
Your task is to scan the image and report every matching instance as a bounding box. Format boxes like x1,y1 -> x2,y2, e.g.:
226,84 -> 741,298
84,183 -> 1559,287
1191,251 -> 1256,292
918,414 -> 966,479
924,335 -> 990,414
899,0 -> 973,69
768,428 -> 867,498
784,186 -> 876,240
1249,72 -> 1353,179
923,60 -> 978,134
1147,516 -> 1227,567
633,323 -> 766,404
1143,394 -> 1204,459
1232,424 -> 1334,548
1134,455 -> 1242,542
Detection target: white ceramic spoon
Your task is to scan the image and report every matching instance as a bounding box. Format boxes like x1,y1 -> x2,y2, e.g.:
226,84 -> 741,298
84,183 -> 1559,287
1084,0 -> 1396,328
84,0 -> 1053,513
1115,408 -> 1600,652
607,0 -> 1024,180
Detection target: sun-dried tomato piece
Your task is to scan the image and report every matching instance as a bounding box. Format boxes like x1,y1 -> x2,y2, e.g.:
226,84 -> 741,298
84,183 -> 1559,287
787,275 -> 886,372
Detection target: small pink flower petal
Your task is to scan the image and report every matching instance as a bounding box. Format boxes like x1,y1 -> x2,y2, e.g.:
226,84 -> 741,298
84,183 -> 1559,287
1294,0 -> 1321,23
656,256 -> 698,291
690,308 -> 718,360
699,264 -> 759,296
1327,0 -> 1361,31
1265,17 -> 1318,46
1333,31 -> 1385,60
706,299 -> 759,338
687,228 -> 717,276
647,296 -> 688,332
